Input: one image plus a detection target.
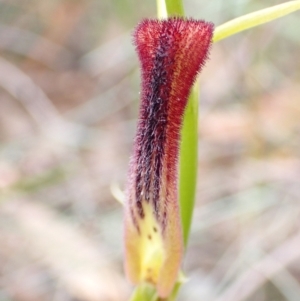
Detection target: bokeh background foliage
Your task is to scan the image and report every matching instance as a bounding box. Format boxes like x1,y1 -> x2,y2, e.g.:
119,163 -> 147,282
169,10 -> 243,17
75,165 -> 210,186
0,0 -> 299,301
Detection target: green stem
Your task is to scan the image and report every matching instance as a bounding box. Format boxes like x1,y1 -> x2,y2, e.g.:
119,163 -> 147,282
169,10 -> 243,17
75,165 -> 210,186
179,83 -> 199,246
165,0 -> 184,16
156,0 -> 167,19
129,284 -> 157,301
157,0 -> 184,18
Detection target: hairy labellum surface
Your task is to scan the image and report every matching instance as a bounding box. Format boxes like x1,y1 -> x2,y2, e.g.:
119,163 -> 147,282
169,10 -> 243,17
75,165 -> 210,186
124,17 -> 214,297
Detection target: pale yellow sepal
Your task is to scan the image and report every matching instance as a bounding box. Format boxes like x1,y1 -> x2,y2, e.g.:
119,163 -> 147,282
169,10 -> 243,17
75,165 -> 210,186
138,203 -> 165,284
125,197 -> 183,298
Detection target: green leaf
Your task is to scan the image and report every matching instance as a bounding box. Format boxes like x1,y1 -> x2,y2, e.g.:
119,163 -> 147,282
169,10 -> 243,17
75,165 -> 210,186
214,0 -> 300,42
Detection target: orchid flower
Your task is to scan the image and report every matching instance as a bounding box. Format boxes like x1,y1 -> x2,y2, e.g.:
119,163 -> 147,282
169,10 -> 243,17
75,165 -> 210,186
124,18 -> 213,297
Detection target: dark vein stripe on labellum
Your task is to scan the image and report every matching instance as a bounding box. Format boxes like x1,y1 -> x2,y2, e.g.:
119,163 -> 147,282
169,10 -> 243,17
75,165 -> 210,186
124,17 -> 214,298
135,35 -> 172,216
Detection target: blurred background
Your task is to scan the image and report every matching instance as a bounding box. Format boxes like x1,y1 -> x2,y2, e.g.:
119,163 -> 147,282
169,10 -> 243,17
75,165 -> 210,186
0,0 -> 299,300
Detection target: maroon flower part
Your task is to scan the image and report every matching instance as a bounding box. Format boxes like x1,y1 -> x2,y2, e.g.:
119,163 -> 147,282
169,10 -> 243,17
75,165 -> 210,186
124,18 -> 214,297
